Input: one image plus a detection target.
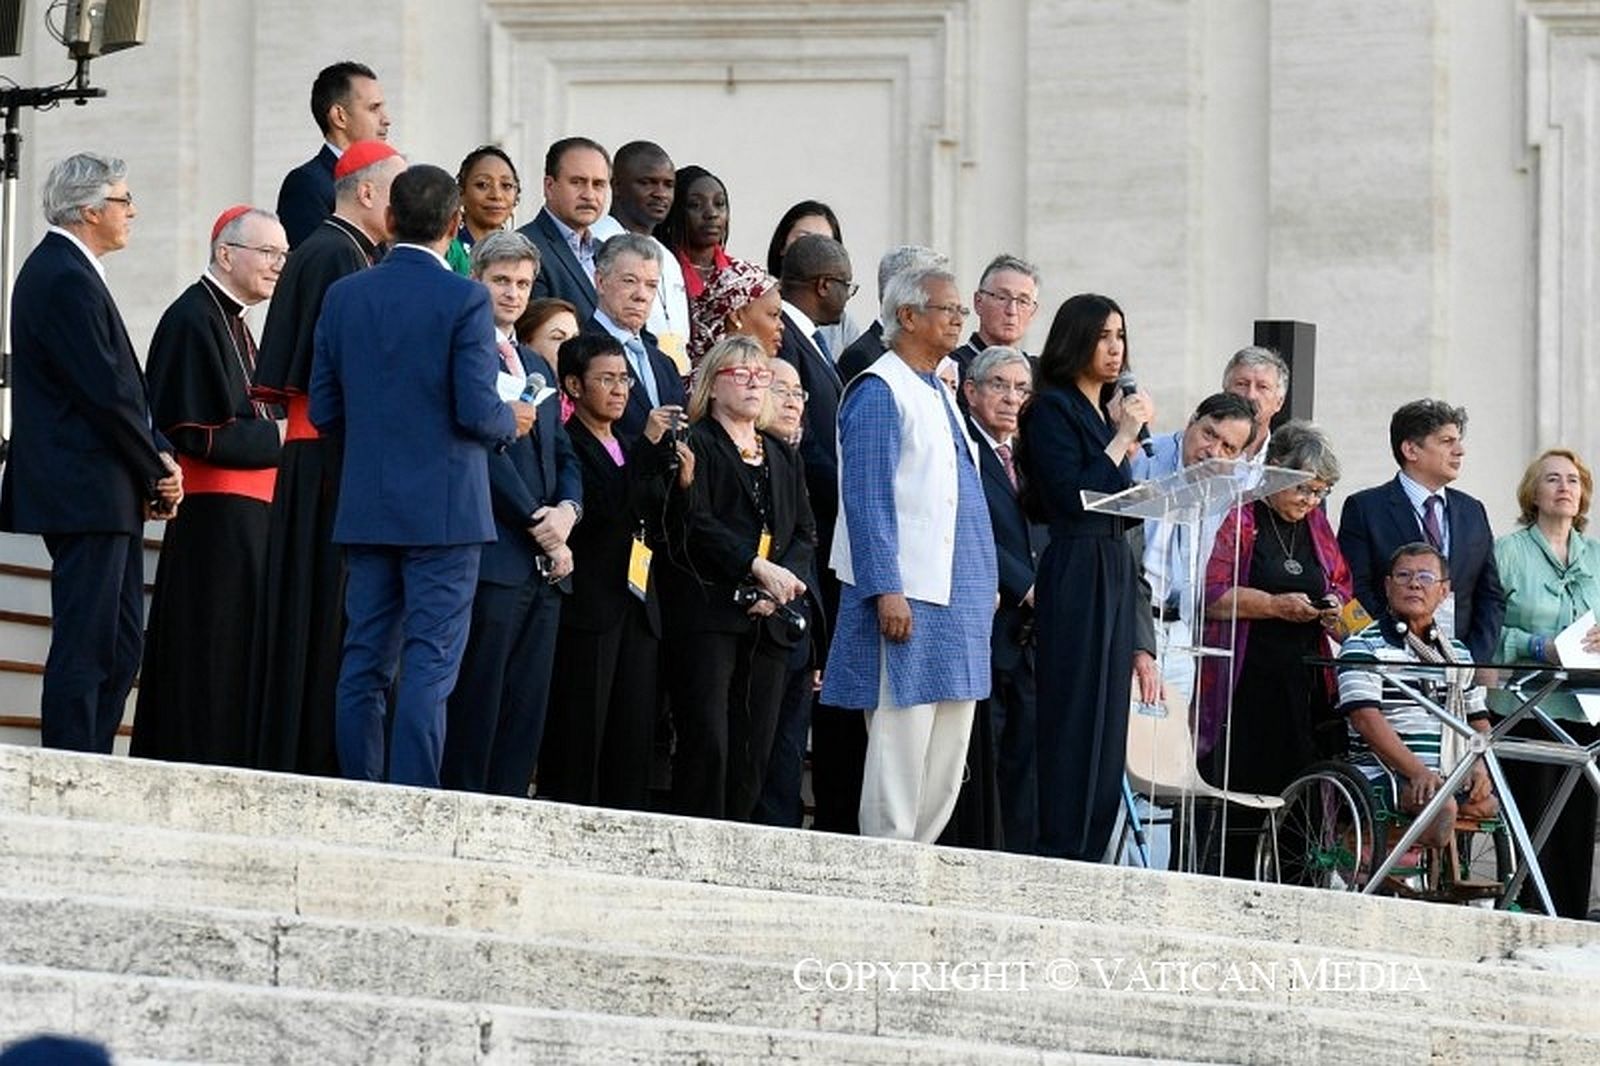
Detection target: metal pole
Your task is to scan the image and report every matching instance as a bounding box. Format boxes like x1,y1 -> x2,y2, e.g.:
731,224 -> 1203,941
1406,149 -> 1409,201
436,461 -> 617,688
1,103 -> 20,453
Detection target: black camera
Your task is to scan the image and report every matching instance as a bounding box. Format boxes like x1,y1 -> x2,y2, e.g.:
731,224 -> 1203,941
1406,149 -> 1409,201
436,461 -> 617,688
734,584 -> 808,641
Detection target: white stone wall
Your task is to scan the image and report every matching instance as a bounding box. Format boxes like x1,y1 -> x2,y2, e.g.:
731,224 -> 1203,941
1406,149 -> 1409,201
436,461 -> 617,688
0,0 -> 1558,519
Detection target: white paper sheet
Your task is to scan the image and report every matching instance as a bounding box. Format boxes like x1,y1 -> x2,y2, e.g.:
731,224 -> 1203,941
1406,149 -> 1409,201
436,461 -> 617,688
496,371 -> 525,403
1553,611 -> 1600,725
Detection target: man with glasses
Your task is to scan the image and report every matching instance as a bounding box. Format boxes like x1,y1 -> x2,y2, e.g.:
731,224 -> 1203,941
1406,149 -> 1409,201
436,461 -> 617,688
131,206 -> 289,767
822,266 -> 997,842
959,346 -> 1047,852
1337,542 -> 1497,847
1,152 -> 183,753
580,232 -> 685,443
1338,399 -> 1505,662
949,254 -> 1042,389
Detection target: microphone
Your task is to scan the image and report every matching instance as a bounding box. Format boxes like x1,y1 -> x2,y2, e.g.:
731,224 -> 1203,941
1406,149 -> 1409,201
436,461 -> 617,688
1116,371 -> 1155,457
521,371 -> 556,406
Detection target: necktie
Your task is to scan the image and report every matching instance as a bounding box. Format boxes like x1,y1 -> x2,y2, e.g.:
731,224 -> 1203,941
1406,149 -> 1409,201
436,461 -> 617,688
995,441 -> 1018,490
496,339 -> 522,376
1422,495 -> 1444,552
812,329 -> 833,362
627,337 -> 660,407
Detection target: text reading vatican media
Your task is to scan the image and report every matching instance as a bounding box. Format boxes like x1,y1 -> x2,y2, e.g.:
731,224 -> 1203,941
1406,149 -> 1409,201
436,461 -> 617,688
792,956 -> 1430,995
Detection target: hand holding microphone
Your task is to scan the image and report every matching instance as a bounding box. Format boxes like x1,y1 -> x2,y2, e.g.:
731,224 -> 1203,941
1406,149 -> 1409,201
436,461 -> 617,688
1113,371 -> 1155,457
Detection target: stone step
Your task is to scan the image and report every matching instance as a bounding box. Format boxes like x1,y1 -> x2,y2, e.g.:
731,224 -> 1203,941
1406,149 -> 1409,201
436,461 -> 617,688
2,964 -> 1127,1066
5,819 -> 1595,1040
6,890 -> 1596,1065
2,745 -> 1593,966
0,609 -> 51,663
0,675 -> 137,752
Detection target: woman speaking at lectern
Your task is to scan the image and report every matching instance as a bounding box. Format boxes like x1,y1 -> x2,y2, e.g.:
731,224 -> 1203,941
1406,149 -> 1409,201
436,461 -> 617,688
1017,293 -> 1158,862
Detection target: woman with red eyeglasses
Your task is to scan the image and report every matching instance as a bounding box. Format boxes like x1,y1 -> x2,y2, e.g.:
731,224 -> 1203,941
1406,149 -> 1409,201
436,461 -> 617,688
657,335 -> 816,821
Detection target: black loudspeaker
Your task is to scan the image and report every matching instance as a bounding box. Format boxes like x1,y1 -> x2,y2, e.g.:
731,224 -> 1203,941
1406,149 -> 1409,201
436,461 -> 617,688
0,0 -> 23,57
0,0 -> 25,58
1253,319 -> 1315,429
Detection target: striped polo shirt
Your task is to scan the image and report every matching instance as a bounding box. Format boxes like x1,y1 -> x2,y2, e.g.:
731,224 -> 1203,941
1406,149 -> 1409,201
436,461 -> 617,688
1337,622 -> 1487,779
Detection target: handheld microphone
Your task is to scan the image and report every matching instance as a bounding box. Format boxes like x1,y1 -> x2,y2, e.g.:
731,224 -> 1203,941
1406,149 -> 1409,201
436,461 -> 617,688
522,371 -> 556,407
1116,371 -> 1155,457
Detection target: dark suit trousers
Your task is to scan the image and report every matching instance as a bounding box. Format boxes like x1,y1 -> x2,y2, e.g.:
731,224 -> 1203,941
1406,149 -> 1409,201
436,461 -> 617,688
442,575 -> 562,797
668,628 -> 787,821
41,532 -> 144,753
987,654 -> 1040,854
541,606 -> 659,810
337,545 -> 480,788
753,655 -> 815,828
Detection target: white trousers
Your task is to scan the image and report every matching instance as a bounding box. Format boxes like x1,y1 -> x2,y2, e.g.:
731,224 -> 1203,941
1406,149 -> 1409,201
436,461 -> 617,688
858,659 -> 975,842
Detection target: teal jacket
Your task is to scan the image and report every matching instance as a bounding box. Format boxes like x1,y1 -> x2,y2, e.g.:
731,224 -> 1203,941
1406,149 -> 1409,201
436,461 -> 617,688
1493,525 -> 1600,720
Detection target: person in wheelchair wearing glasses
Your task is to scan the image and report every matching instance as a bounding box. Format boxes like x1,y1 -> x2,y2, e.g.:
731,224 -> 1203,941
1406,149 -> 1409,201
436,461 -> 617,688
1337,542 -> 1499,848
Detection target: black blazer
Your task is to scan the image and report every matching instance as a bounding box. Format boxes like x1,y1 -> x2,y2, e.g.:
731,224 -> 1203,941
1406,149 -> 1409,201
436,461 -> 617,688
0,233 -> 169,535
579,315 -> 687,442
774,311 -> 843,542
1337,476 -> 1506,663
519,207 -> 599,322
560,419 -> 680,637
276,145 -> 337,250
480,343 -> 583,587
658,418 -> 816,643
970,419 -> 1049,672
836,319 -> 886,384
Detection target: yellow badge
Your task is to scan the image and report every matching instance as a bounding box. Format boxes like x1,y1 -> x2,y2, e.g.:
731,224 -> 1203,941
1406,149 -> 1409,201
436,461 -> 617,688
656,332 -> 689,376
757,528 -> 773,561
627,535 -> 652,601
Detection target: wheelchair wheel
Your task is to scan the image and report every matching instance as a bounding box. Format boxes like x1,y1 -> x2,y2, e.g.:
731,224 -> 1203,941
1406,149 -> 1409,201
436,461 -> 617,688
1257,761 -> 1379,891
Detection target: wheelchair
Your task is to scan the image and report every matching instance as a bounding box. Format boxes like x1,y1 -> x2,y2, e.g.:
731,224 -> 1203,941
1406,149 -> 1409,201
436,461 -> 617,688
1255,758 -> 1515,903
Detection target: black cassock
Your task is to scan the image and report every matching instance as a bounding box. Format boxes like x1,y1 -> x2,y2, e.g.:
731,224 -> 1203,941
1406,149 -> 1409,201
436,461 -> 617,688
247,215 -> 378,775
131,275 -> 281,766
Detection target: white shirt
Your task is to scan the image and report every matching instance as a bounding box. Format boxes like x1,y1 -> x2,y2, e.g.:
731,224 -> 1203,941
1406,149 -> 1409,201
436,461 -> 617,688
48,225 -> 106,282
393,242 -> 451,271
1397,470 -> 1450,555
781,300 -> 828,361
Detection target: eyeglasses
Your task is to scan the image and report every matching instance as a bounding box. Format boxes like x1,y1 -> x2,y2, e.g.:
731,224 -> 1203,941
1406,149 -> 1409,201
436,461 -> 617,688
101,194 -> 135,208
716,365 -> 775,387
1292,483 -> 1333,501
922,302 -> 970,320
978,289 -> 1037,311
225,242 -> 289,265
820,276 -> 860,300
980,379 -> 1033,399
588,371 -> 634,390
771,385 -> 808,404
1389,569 -> 1442,587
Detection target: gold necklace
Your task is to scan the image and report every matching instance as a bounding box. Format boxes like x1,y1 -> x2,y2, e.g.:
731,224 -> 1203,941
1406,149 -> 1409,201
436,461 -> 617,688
737,434 -> 765,463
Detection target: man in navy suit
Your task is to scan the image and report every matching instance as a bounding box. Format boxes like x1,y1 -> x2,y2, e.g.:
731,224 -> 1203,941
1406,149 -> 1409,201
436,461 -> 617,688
1338,398 -> 1506,663
517,137 -> 610,322
442,230 -> 583,797
947,254 -> 1041,387
310,164 -> 535,788
961,346 -> 1047,852
276,61 -> 390,249
0,152 -> 183,752
580,232 -> 686,441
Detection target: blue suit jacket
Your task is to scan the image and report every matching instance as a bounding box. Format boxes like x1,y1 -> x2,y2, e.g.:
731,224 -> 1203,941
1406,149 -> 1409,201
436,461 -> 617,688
518,207 -> 598,321
1337,475 -> 1506,662
775,312 -> 843,537
970,419 -> 1048,672
309,245 -> 517,546
579,315 -> 686,442
479,342 -> 582,587
276,144 -> 337,250
0,233 -> 169,534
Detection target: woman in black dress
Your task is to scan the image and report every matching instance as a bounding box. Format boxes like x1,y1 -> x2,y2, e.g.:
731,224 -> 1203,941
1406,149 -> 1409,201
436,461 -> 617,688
540,333 -> 692,811
1017,293 -> 1158,862
657,335 -> 814,820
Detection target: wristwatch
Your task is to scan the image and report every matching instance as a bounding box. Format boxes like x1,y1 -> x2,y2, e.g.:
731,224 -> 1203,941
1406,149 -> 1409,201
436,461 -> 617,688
561,499 -> 583,524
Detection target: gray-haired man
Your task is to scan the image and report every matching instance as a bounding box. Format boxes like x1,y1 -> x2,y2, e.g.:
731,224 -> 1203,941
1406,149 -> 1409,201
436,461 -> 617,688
581,232 -> 687,441
0,152 -> 183,752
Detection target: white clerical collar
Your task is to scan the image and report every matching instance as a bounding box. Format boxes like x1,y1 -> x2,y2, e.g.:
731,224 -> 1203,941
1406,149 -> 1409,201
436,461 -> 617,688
202,268 -> 254,312
48,225 -> 106,282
